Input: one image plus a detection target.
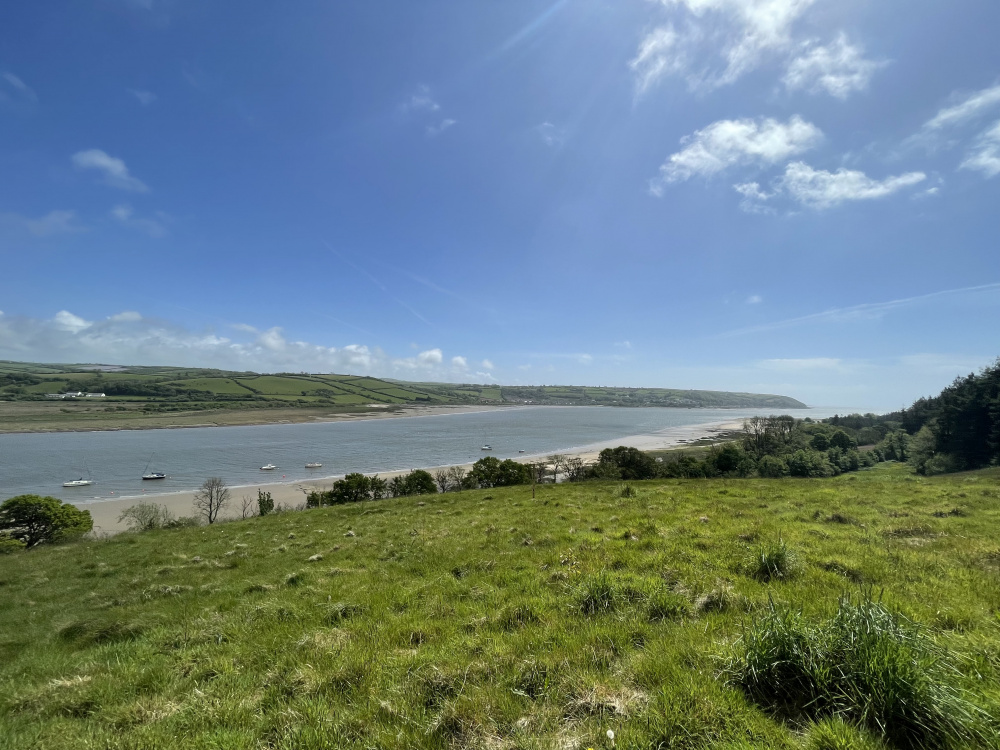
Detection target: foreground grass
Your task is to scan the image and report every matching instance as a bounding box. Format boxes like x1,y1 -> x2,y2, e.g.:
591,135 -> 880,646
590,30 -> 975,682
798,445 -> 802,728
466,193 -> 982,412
2,464 -> 999,749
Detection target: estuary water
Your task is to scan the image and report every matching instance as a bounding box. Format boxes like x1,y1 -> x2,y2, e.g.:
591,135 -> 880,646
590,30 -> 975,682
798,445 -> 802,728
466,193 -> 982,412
0,406 -> 849,503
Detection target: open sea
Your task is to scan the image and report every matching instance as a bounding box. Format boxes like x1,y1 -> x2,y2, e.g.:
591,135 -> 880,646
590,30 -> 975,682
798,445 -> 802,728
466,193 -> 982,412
0,406 -> 853,503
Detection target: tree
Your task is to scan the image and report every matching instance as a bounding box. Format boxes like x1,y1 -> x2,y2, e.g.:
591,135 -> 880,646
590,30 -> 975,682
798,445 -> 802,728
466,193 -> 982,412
468,457 -> 531,488
118,502 -> 174,531
548,454 -> 568,484
907,426 -> 938,475
434,469 -> 451,493
0,495 -> 93,547
257,489 -> 274,516
193,477 -> 230,524
595,446 -> 657,480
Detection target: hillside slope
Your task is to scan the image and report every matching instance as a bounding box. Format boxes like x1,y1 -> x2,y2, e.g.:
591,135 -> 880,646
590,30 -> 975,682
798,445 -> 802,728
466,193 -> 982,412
1,465 -> 998,748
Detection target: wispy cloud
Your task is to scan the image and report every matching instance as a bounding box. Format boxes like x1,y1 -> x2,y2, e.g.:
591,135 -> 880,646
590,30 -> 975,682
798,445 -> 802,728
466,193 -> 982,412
111,204 -> 168,237
401,85 -> 440,114
426,118 -> 457,137
721,281 -> 1000,337
72,149 -> 149,192
920,83 -> 1000,134
0,210 -> 86,237
633,0 -> 819,94
651,116 -> 821,192
324,243 -> 431,326
0,70 -> 38,112
746,295 -> 763,304
784,34 -> 886,99
536,122 -> 568,148
128,89 -> 157,106
959,120 -> 1000,178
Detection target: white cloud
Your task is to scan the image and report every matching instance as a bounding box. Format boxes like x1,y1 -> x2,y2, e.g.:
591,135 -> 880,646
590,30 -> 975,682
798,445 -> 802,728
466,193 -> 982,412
635,0 -> 817,93
402,85 -> 440,113
258,327 -> 287,352
53,311 -> 93,333
0,209 -> 85,237
129,89 -> 157,106
652,116 -> 821,190
451,356 -> 468,369
629,25 -> 686,95
481,359 -> 494,370
111,203 -> 167,237
780,161 -> 926,208
72,149 -> 149,192
0,310 -> 422,376
784,34 -> 886,99
426,118 -> 457,137
733,181 -> 778,213
921,83 -> 1000,133
959,120 -> 1000,178
746,295 -> 763,304
418,348 -> 443,365
614,340 -> 632,349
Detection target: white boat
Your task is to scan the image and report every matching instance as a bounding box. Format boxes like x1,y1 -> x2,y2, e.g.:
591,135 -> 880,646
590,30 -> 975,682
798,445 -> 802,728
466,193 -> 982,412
305,462 -> 323,469
141,454 -> 165,480
518,450 -> 525,453
480,445 -> 492,451
260,464 -> 277,470
63,478 -> 93,488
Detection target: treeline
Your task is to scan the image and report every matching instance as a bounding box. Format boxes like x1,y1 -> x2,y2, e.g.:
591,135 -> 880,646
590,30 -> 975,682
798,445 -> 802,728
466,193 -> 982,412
305,457 -> 537,507
830,359 -> 1000,475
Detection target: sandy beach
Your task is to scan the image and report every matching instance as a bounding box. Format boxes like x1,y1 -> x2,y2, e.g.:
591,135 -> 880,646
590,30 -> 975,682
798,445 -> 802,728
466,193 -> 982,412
78,419 -> 744,535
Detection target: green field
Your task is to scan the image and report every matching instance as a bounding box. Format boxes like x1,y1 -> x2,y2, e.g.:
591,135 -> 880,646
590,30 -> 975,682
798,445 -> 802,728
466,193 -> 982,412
0,360 -> 809,434
2,464 -> 999,749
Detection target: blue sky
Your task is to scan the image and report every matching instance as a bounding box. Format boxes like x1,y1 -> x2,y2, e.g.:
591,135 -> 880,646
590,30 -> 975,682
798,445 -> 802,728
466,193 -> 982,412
1,0 -> 999,410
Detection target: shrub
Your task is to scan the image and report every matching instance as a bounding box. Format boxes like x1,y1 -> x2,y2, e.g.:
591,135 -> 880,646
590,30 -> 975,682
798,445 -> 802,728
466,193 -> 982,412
757,455 -> 789,478
788,450 -> 835,478
0,537 -> 26,554
722,594 -> 992,748
118,502 -> 174,532
257,489 -> 274,516
0,495 -> 93,547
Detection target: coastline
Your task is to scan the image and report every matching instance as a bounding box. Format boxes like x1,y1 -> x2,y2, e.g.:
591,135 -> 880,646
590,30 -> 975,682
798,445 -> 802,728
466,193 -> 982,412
78,419 -> 744,535
0,403 -> 511,436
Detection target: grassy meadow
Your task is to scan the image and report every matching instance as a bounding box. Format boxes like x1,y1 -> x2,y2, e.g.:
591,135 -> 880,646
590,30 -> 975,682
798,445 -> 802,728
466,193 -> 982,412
2,464 -> 999,749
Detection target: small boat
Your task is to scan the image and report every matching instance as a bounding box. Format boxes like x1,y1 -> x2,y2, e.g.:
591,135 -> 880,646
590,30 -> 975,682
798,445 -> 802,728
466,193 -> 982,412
305,462 -> 323,469
260,464 -> 277,470
518,450 -> 525,453
141,454 -> 165,481
480,445 -> 492,451
63,478 -> 93,488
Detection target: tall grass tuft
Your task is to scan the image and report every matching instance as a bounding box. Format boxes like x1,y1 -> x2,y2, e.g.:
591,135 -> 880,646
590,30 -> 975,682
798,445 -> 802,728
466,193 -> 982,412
575,572 -> 617,615
722,593 -> 993,748
747,538 -> 795,582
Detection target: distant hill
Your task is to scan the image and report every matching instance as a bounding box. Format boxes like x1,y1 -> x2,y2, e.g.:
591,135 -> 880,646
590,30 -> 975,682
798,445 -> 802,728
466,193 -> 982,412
0,360 -> 807,410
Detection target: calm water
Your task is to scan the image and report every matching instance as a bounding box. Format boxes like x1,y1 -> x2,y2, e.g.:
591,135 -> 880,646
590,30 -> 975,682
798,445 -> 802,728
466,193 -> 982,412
0,406 -> 850,502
